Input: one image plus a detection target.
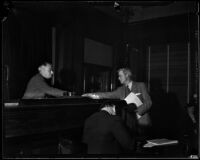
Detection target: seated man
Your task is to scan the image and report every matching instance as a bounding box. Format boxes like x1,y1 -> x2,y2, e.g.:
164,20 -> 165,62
22,62 -> 67,99
82,101 -> 135,154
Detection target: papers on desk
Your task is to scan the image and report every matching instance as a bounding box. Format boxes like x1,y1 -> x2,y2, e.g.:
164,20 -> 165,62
124,92 -> 143,107
143,138 -> 178,148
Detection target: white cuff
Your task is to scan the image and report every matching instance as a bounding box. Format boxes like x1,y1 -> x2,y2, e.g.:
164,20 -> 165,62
136,113 -> 141,119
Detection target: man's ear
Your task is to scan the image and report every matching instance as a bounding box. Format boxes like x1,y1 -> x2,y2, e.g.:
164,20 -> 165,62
125,73 -> 129,79
38,65 -> 44,72
38,66 -> 41,72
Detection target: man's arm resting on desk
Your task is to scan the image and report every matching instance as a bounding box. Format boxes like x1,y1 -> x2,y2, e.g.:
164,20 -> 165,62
82,87 -> 122,99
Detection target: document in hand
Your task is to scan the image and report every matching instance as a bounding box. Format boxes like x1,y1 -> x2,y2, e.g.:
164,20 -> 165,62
124,92 -> 143,107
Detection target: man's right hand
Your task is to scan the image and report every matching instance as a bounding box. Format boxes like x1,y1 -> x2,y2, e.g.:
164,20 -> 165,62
82,93 -> 100,99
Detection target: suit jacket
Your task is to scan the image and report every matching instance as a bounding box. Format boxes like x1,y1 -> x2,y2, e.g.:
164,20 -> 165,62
22,73 -> 65,99
82,110 -> 134,154
95,81 -> 152,126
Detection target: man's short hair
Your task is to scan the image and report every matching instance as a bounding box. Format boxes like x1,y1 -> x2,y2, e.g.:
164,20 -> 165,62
117,68 -> 133,79
39,62 -> 51,67
99,101 -> 115,110
99,101 -> 124,115
38,62 -> 52,71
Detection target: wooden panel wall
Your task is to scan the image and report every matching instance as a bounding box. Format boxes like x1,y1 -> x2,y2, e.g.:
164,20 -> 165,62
169,43 -> 188,107
149,45 -> 168,91
147,43 -> 189,108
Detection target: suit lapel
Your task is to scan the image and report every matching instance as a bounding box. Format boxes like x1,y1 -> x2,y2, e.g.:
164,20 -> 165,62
131,81 -> 138,93
124,81 -> 139,97
124,86 -> 130,97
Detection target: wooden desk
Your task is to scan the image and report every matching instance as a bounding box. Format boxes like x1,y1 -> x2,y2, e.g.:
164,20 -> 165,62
3,97 -> 126,157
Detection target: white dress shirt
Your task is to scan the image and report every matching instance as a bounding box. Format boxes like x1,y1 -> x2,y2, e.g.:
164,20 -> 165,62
127,81 -> 141,119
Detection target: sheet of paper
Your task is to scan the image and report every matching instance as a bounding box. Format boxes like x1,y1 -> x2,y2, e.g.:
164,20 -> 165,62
143,139 -> 178,148
124,92 -> 143,107
147,138 -> 178,146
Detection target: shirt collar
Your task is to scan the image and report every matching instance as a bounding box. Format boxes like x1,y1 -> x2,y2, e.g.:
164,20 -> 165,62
127,81 -> 132,90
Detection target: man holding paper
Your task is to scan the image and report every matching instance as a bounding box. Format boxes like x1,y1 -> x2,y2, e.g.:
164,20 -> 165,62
82,67 -> 152,128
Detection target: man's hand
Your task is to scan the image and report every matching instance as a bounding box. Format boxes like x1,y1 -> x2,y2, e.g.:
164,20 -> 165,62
82,93 -> 100,99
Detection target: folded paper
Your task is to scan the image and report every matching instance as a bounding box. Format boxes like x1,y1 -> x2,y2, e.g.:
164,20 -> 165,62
143,138 -> 178,148
124,92 -> 143,107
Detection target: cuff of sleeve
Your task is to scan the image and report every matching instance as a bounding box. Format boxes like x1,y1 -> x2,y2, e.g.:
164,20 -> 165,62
136,113 -> 141,119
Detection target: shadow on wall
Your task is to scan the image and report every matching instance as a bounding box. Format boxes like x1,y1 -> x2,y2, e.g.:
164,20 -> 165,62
149,78 -> 190,139
55,68 -> 76,92
9,70 -> 32,100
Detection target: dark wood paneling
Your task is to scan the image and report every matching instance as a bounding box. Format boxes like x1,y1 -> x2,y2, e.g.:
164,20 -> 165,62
169,43 -> 188,108
150,45 -> 167,89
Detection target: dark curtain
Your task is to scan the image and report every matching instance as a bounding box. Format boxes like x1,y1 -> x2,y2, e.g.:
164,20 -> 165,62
55,20 -> 84,95
3,11 -> 52,99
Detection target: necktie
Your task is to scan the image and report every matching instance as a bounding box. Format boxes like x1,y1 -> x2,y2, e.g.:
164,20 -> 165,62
125,85 -> 131,97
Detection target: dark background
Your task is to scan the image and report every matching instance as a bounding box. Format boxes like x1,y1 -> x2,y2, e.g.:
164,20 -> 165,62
2,1 -> 199,156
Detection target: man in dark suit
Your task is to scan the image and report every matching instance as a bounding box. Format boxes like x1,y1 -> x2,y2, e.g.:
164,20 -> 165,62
82,68 -> 152,127
22,62 -> 67,99
82,102 -> 135,154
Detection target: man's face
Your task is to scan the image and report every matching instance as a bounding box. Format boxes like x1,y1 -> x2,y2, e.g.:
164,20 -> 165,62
118,70 -> 127,85
40,64 -> 53,79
